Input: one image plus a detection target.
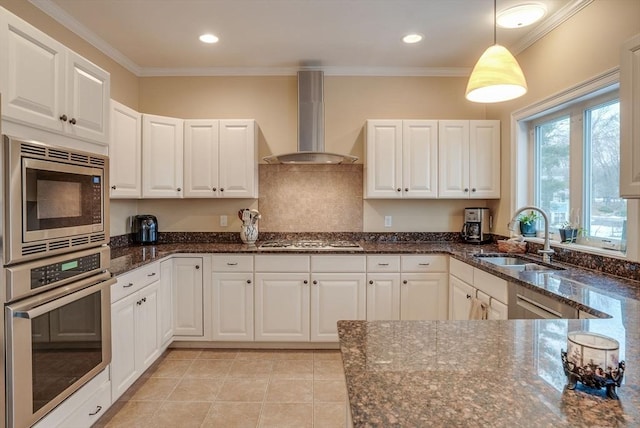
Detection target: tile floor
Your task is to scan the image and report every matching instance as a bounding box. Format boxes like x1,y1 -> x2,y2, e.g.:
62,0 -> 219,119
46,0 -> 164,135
95,348 -> 348,428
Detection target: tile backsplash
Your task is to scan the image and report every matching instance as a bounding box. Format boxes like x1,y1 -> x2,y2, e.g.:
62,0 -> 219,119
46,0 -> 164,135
258,164 -> 363,232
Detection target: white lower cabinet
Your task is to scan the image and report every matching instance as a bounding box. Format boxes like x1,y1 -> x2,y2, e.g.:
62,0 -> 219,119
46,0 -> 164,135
449,258 -> 508,320
159,258 -> 174,347
254,255 -> 366,342
111,269 -> 162,401
212,254 -> 255,341
173,257 -> 204,337
367,255 -> 448,320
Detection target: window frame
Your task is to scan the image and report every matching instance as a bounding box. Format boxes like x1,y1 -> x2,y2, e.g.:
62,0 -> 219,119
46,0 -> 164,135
528,91 -> 621,249
510,69 -> 639,262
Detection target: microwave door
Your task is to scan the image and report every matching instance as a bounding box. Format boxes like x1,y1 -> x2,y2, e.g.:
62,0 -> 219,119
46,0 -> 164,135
21,158 -> 105,243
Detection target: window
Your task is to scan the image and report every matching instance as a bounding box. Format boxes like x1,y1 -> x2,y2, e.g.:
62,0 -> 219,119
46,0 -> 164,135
529,89 -> 626,252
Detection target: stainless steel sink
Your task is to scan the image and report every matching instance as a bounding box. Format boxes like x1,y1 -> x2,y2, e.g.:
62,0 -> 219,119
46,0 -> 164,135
475,255 -> 563,271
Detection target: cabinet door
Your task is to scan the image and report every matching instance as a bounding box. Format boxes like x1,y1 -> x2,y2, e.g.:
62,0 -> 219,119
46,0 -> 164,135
212,272 -> 254,341
488,298 -> 508,320
403,120 -> 438,198
254,272 -> 310,342
620,34 -> 640,198
135,281 -> 161,371
218,120 -> 257,198
438,120 -> 470,198
365,120 -> 403,198
159,259 -> 173,347
310,273 -> 366,342
366,273 -> 400,321
110,100 -> 142,198
142,114 -> 184,198
400,273 -> 448,320
184,120 -> 220,198
0,11 -> 66,132
449,275 -> 475,320
172,258 -> 204,337
111,293 -> 138,401
469,120 -> 500,198
65,50 -> 110,144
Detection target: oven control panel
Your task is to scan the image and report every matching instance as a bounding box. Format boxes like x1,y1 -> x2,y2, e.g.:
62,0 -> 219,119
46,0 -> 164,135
30,253 -> 102,289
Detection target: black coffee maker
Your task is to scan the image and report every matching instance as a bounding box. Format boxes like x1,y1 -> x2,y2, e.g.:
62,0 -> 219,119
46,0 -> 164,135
133,215 -> 158,244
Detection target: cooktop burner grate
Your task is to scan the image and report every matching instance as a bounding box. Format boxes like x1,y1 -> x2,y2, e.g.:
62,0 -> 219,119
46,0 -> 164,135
258,240 -> 363,251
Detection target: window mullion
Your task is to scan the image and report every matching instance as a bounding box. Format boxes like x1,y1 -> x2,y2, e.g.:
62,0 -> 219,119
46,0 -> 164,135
570,108 -> 584,230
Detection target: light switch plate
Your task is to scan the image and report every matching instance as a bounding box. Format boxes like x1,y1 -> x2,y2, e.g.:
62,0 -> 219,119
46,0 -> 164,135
220,215 -> 228,227
384,216 -> 392,227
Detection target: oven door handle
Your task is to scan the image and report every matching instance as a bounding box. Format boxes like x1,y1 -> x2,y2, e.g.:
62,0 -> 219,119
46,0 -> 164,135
12,274 -> 115,320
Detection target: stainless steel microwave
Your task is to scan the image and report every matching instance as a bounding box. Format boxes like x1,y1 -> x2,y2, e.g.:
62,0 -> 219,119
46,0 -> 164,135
2,135 -> 109,264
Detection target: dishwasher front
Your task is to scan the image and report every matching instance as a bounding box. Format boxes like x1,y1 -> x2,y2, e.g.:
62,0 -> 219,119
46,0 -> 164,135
508,283 -> 578,319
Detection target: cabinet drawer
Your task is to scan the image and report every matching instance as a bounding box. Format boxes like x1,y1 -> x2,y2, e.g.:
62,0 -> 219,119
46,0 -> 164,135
212,254 -> 254,271
60,380 -> 111,428
401,255 -> 448,272
473,268 -> 508,304
449,258 -> 474,284
112,262 -> 160,303
312,255 -> 366,272
255,255 -> 310,272
367,255 -> 400,272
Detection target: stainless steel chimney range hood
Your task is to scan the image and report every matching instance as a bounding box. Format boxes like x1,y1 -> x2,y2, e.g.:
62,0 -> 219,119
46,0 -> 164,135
263,70 -> 358,165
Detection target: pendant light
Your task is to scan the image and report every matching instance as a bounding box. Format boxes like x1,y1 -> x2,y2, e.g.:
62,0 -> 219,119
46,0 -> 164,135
465,0 -> 528,103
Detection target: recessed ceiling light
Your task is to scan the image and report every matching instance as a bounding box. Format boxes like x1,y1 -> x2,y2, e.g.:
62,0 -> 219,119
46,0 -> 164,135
402,33 -> 424,44
199,33 -> 219,44
497,3 -> 547,29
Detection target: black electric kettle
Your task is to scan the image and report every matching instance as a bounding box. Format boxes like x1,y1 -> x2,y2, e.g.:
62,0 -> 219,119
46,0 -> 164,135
133,215 -> 158,244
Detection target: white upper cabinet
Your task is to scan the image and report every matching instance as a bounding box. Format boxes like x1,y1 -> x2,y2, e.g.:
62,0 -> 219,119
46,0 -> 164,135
184,119 -> 257,198
438,120 -> 500,199
365,120 -> 438,198
110,100 -> 142,198
0,9 -> 110,144
620,33 -> 640,198
142,114 -> 184,198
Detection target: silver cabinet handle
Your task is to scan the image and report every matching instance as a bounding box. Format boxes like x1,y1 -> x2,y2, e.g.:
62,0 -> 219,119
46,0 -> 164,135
147,272 -> 156,277
88,405 -> 102,416
377,263 -> 389,266
418,263 -> 430,266
227,262 -> 238,266
123,282 -> 134,288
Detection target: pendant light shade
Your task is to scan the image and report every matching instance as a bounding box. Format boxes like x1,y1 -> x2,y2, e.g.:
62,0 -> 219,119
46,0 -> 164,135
465,0 -> 528,103
465,44 -> 527,103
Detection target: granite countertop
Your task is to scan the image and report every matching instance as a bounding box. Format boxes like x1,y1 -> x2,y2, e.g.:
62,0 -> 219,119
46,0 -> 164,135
110,239 -> 640,426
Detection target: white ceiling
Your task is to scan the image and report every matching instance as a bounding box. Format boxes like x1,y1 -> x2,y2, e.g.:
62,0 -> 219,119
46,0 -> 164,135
30,0 -> 590,76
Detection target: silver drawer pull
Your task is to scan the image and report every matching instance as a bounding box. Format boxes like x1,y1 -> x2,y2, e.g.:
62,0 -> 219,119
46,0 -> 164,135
418,263 -> 430,266
147,272 -> 156,277
89,405 -> 102,416
123,282 -> 134,288
227,262 -> 238,266
377,263 -> 389,266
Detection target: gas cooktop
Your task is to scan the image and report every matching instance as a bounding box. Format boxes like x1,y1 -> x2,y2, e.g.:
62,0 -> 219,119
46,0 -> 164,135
258,240 -> 363,251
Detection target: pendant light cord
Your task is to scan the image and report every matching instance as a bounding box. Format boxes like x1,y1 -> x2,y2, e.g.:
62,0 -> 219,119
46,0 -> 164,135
493,0 -> 497,45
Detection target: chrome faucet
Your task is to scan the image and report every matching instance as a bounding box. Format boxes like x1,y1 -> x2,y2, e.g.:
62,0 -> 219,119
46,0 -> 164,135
508,205 -> 555,263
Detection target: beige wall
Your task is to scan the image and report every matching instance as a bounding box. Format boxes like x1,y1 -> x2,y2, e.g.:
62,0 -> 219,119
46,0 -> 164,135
487,0 -> 640,236
0,0 -> 139,108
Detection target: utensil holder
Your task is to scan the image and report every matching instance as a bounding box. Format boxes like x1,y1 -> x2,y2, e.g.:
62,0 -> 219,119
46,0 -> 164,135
240,223 -> 258,245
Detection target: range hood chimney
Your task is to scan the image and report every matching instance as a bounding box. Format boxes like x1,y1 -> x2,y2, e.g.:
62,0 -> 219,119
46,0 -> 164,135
263,70 -> 358,164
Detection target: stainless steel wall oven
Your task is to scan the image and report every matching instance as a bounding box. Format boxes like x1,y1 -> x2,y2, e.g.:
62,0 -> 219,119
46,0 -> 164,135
1,135 -> 112,427
4,247 -> 114,427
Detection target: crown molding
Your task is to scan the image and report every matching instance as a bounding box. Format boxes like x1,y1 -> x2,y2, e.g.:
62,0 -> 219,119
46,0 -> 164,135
29,0 -> 142,75
138,66 -> 471,77
509,0 -> 595,55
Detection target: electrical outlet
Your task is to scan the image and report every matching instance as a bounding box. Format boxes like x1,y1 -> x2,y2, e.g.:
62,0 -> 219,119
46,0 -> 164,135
220,215 -> 228,227
384,216 -> 392,227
